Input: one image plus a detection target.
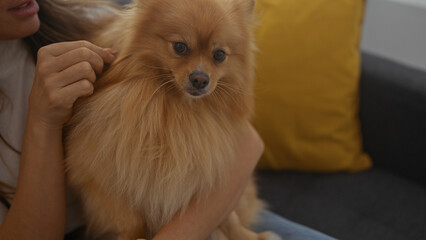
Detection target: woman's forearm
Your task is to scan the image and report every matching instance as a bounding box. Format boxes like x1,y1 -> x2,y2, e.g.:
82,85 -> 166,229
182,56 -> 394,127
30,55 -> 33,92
153,176 -> 249,240
0,116 -> 66,240
153,124 -> 264,240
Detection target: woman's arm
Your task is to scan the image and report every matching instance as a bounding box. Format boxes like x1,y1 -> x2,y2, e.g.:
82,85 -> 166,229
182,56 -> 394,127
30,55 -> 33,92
0,41 -> 115,240
0,116 -> 66,240
154,124 -> 264,240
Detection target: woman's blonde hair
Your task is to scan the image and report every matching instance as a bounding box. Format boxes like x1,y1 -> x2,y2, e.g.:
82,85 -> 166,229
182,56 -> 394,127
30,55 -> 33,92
0,0 -> 120,208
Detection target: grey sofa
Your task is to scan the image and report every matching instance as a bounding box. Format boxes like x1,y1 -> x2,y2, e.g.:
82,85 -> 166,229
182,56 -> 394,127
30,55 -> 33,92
257,53 -> 426,240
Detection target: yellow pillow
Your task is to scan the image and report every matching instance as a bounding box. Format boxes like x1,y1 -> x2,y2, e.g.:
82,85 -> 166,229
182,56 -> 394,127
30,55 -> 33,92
253,0 -> 372,172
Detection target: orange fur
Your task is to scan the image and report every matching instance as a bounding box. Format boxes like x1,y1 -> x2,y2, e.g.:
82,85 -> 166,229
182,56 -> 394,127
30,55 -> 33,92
65,0 -> 279,239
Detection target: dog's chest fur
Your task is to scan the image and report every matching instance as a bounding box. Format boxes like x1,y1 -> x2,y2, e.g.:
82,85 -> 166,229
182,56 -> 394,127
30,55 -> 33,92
65,75 -> 246,230
65,2 -> 255,234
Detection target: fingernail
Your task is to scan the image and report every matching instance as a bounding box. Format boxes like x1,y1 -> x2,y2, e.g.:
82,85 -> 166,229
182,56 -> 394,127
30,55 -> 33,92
103,48 -> 117,62
109,53 -> 116,62
104,48 -> 118,55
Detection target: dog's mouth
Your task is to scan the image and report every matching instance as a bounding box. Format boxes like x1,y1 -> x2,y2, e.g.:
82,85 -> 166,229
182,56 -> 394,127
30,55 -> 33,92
185,87 -> 208,98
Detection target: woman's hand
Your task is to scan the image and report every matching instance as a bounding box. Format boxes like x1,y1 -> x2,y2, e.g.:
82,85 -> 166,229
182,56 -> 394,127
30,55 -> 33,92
28,40 -> 115,129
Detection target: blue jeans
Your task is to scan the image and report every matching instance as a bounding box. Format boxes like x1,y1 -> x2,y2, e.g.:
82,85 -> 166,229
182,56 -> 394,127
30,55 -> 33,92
252,210 -> 337,240
65,211 -> 336,240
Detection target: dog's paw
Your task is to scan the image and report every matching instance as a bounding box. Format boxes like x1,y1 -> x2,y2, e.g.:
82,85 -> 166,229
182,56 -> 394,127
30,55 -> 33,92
258,231 -> 282,240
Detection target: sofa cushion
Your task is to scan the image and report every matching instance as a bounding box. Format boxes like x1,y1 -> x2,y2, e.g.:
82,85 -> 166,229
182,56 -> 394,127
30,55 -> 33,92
257,170 -> 426,240
360,53 -> 426,186
253,0 -> 371,172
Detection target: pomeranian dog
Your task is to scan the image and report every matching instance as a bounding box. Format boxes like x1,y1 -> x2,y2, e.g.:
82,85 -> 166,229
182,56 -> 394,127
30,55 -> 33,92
65,0 -> 280,239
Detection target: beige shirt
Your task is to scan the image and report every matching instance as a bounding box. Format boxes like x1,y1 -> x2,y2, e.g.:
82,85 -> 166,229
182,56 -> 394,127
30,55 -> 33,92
0,39 -> 84,233
0,3 -> 120,233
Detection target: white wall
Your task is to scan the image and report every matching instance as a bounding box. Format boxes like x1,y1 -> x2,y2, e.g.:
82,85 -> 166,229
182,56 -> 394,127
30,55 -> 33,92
361,0 -> 426,71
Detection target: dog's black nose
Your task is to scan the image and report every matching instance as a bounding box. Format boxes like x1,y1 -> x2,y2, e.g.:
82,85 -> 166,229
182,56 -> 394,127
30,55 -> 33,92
189,71 -> 210,90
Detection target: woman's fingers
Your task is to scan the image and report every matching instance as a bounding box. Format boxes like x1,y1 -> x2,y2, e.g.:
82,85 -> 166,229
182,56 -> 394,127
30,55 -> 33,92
57,61 -> 97,87
58,79 -> 94,108
41,40 -> 115,64
39,45 -> 114,76
55,47 -> 104,75
29,40 -> 116,128
37,41 -> 115,76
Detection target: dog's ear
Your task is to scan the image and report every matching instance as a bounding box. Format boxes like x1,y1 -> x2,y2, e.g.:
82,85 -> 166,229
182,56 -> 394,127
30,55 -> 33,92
234,0 -> 256,18
240,0 -> 255,13
246,0 -> 256,14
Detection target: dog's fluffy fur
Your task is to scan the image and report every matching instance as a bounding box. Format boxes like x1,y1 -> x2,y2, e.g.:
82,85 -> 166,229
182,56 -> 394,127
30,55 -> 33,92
65,0 -> 279,239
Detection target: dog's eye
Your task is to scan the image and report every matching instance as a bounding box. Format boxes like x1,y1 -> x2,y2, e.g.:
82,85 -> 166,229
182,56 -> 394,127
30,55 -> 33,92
213,50 -> 226,63
173,42 -> 189,55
